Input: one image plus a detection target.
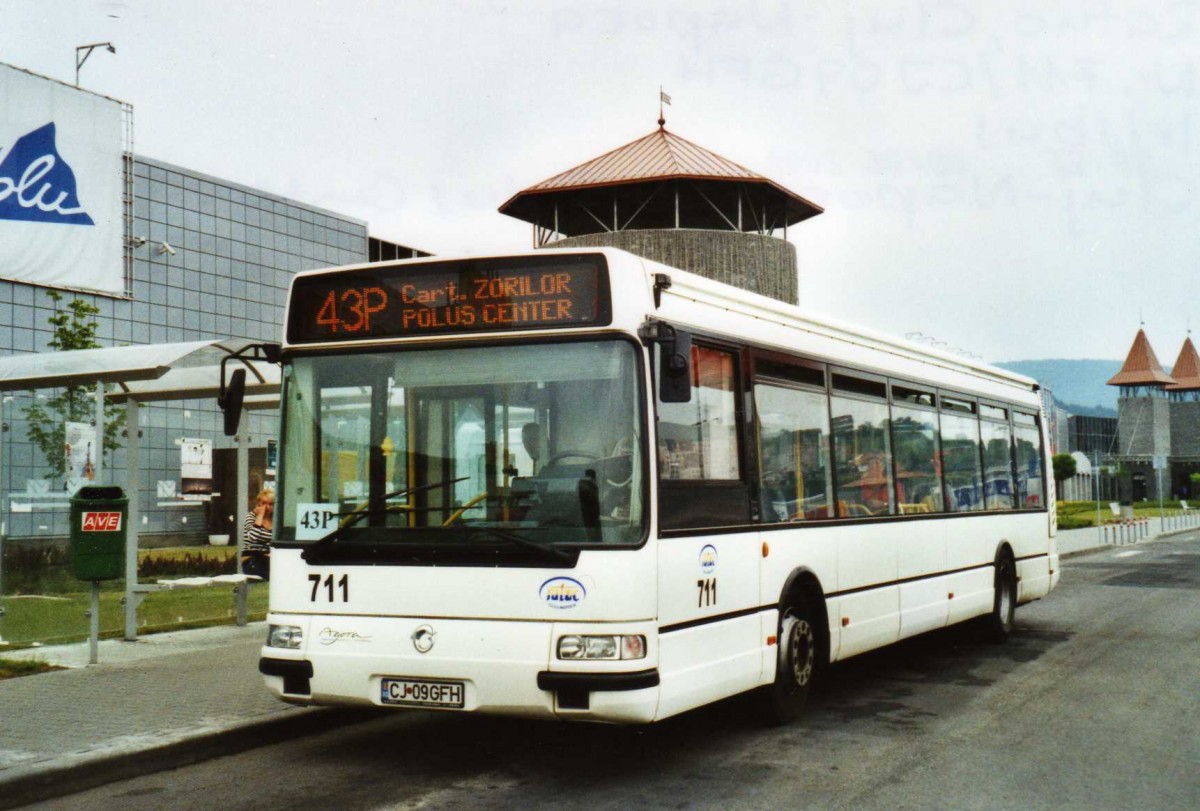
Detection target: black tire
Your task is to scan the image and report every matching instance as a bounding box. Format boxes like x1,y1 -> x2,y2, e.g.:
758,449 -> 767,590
757,595 -> 818,725
983,553 -> 1016,643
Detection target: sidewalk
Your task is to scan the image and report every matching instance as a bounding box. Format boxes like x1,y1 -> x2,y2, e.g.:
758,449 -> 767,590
0,622 -> 369,809
1055,514 -> 1199,558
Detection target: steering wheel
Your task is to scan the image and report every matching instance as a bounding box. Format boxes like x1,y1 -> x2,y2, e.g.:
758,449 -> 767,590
546,450 -> 598,467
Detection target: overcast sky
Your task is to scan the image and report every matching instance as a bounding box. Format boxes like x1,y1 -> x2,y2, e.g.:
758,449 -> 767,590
3,1 -> 1197,364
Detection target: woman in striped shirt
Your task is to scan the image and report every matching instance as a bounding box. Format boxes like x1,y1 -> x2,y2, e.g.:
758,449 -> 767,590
242,488 -> 274,580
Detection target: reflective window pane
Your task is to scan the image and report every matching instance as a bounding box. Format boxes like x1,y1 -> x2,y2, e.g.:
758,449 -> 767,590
891,405 -> 941,513
658,346 -> 740,481
1014,423 -> 1046,508
756,382 -> 833,521
832,396 -> 894,516
981,420 -> 1015,510
941,412 -> 983,512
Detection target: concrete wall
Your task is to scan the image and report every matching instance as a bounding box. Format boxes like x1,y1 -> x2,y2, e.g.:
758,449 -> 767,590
1117,396 -> 1172,457
1169,401 -> 1200,457
546,229 -> 799,305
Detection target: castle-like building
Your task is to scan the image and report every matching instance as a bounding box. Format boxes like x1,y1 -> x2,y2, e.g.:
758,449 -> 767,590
1107,329 -> 1200,500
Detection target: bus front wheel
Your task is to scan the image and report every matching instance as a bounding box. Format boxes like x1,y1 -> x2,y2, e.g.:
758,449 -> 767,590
757,596 -> 817,725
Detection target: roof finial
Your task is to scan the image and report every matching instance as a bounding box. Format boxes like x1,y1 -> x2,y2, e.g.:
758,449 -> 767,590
659,86 -> 671,129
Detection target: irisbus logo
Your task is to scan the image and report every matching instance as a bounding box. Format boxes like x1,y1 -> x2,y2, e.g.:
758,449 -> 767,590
540,577 -> 586,609
0,123 -> 94,225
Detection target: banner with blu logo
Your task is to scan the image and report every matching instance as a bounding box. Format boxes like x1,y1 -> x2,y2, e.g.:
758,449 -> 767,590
1,63 -> 126,294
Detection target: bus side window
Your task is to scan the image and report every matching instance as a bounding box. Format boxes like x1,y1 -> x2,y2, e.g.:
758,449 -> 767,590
754,376 -> 833,522
657,344 -> 750,530
657,345 -> 740,481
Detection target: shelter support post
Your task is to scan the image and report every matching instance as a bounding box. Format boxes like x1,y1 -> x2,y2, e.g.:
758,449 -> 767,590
124,398 -> 141,641
235,429 -> 249,625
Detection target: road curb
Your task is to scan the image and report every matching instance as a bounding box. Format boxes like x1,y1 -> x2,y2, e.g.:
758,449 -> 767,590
0,706 -> 378,810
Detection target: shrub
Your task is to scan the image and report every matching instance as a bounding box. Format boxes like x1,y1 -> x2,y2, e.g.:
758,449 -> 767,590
1,544 -> 75,595
138,549 -> 235,577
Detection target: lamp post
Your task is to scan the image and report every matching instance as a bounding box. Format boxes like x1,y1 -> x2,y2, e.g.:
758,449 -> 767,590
75,42 -> 116,87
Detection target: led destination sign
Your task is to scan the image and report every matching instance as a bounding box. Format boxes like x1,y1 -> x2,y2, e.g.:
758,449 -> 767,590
287,255 -> 611,343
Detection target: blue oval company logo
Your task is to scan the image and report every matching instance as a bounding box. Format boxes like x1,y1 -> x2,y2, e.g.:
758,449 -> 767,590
699,544 -> 718,575
540,577 -> 586,609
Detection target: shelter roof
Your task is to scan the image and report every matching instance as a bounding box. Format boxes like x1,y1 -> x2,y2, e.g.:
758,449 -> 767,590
1106,329 -> 1176,387
1166,336 -> 1200,391
0,339 -> 279,403
499,125 -> 822,232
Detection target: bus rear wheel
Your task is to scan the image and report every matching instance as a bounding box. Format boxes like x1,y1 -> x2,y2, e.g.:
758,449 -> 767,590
757,597 -> 817,725
982,553 -> 1016,643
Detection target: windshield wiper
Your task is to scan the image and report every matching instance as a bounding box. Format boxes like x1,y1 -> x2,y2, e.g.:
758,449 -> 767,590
302,476 -> 469,556
466,526 -> 575,563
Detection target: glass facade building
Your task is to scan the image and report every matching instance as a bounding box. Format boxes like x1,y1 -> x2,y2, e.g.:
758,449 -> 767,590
1,156 -> 372,542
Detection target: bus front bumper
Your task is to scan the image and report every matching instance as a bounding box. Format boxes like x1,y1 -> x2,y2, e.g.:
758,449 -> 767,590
260,614 -> 661,724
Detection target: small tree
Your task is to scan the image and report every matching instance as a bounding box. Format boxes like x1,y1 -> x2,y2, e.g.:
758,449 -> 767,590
1052,453 -> 1077,501
22,291 -> 122,482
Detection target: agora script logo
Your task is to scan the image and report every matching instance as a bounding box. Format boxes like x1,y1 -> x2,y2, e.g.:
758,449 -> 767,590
82,511 -> 122,532
0,122 -> 94,225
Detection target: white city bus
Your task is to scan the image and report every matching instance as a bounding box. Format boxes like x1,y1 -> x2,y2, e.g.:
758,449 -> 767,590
254,248 -> 1058,724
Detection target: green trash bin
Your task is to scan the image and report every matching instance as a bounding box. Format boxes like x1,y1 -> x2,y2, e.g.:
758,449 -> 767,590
70,486 -> 128,581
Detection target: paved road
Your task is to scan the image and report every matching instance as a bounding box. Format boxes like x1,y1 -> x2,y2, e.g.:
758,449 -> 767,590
24,536 -> 1200,810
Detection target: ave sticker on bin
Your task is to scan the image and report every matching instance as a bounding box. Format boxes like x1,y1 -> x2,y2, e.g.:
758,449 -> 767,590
82,511 -> 122,532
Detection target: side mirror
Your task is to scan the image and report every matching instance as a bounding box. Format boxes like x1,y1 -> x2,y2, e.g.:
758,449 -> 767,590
219,368 -> 246,436
658,329 -> 692,403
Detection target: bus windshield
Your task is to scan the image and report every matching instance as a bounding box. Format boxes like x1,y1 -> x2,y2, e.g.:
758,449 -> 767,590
277,338 -> 645,557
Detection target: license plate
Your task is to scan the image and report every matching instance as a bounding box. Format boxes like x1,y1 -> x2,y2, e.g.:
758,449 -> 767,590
381,677 -> 465,708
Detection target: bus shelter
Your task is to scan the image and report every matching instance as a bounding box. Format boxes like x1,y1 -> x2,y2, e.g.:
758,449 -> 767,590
0,339 -> 279,642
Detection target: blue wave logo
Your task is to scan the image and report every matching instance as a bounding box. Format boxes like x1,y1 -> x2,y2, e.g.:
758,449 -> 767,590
539,577 -> 586,609
0,123 -> 94,225
699,544 -> 717,574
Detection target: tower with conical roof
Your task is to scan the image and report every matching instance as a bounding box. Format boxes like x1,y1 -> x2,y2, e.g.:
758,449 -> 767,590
1166,335 -> 1200,402
1107,328 -> 1175,499
498,117 -> 821,304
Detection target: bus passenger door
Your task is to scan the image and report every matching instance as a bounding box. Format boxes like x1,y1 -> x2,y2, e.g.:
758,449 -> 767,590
654,342 -> 762,717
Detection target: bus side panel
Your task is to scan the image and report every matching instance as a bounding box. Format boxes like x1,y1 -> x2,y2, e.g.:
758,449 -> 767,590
830,586 -> 900,661
1017,555 -> 1053,603
898,518 -> 947,582
757,526 -> 838,668
832,523 -> 899,661
656,533 -> 762,719
944,568 -> 994,626
656,616 -> 763,720
898,578 -> 950,639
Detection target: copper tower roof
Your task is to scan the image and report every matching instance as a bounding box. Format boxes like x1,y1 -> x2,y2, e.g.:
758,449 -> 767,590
1166,336 -> 1200,391
1107,329 -> 1177,387
499,124 -> 823,235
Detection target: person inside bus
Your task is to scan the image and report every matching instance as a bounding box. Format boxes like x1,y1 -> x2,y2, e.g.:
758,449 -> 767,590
521,421 -> 546,474
242,488 -> 274,580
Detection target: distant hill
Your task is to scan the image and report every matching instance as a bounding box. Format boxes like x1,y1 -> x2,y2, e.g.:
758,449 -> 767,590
994,359 -> 1121,416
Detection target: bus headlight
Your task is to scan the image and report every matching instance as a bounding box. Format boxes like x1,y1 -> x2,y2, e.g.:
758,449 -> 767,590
557,634 -> 646,660
267,624 -> 303,649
